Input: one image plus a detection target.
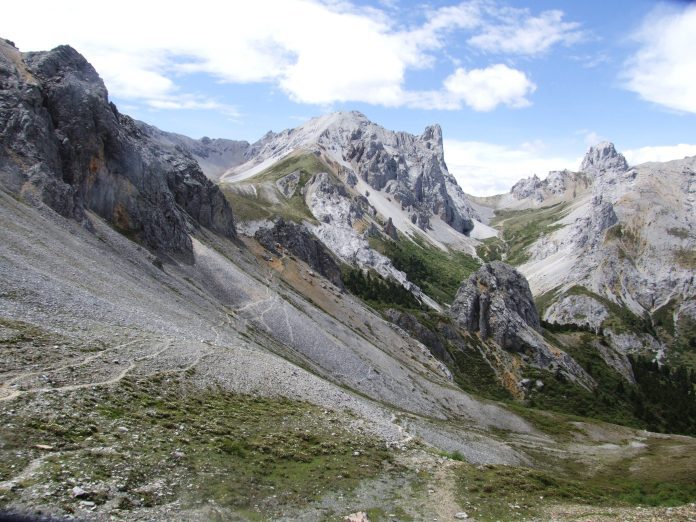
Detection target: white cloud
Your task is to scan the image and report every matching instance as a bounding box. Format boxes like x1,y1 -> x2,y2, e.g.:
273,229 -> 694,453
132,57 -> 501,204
443,139 -> 578,196
468,8 -> 584,55
442,64 -> 536,110
578,130 -> 605,147
1,0 -> 579,112
404,64 -> 535,111
623,4 -> 696,113
623,144 -> 696,165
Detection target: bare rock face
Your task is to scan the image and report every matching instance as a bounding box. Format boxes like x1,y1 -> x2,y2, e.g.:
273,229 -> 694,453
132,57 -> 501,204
451,262 -> 541,350
137,121 -> 250,181
451,262 -> 593,386
255,218 -> 344,289
510,174 -> 543,201
580,141 -> 628,177
227,112 -> 479,235
0,39 -> 235,260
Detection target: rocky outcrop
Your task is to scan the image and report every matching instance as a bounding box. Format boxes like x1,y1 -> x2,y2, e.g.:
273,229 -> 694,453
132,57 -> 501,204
509,170 -> 590,206
255,218 -> 343,288
384,309 -> 451,364
543,294 -> 609,333
450,262 -> 541,350
0,39 -> 236,260
580,141 -> 628,177
225,112 -> 479,235
450,262 -> 593,387
137,122 -> 250,181
383,217 -> 399,240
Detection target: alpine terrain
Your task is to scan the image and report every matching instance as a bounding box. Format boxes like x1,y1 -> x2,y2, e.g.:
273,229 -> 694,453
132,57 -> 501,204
1,39 -> 695,522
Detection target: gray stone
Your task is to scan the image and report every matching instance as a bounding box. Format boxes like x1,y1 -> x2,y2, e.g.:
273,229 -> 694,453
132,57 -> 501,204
255,218 -> 344,289
0,40 -> 236,262
450,262 -> 593,387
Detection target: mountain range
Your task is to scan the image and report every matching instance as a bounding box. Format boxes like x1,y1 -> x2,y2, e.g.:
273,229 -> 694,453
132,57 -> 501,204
1,39 -> 695,521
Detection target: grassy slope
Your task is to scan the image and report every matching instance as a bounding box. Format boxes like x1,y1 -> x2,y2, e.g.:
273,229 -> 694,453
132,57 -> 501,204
486,202 -> 569,265
454,435 -> 696,521
0,373 -> 391,518
220,152 -> 333,223
369,232 -> 480,305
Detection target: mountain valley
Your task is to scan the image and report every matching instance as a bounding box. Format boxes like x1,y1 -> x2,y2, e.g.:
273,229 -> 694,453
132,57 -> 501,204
0,39 -> 695,521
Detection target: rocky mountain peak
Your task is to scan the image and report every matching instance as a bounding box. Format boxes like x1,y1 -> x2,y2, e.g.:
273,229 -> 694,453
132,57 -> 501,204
580,141 -> 628,177
0,41 -> 236,260
225,111 -> 479,236
420,124 -> 443,149
510,174 -> 543,200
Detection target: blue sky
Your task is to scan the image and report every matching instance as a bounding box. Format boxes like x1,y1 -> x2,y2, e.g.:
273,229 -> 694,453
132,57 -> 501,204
4,0 -> 696,194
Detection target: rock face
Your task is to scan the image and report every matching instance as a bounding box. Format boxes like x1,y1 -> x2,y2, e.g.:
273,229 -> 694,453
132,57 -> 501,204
138,122 -> 250,181
580,141 -> 628,177
225,111 -> 480,235
451,262 -> 593,386
254,218 -> 344,288
481,141 -> 695,361
509,170 -> 591,206
543,294 -> 609,333
0,39 -> 235,260
450,262 -> 541,351
384,308 -> 451,364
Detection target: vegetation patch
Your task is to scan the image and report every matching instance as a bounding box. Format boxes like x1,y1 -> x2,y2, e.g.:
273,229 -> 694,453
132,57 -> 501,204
220,152 -> 334,223
564,285 -> 652,335
342,267 -> 423,310
369,233 -> 480,305
522,329 -> 696,436
674,248 -> 696,269
489,202 -> 569,265
0,375 -> 391,517
475,237 -> 505,263
455,437 -> 696,521
667,227 -> 690,239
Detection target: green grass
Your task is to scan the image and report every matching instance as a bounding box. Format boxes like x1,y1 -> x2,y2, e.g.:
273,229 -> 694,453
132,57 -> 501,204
522,332 -> 640,428
534,286 -> 561,316
0,375 -> 392,517
489,202 -> 569,265
247,152 -> 331,184
454,437 -> 696,521
445,331 -> 512,401
369,233 -> 480,305
563,286 -> 653,336
475,236 -> 505,262
652,299 -> 677,337
220,152 -> 334,223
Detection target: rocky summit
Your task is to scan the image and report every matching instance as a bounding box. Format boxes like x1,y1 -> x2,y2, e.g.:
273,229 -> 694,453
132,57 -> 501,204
0,39 -> 235,260
1,37 -> 695,522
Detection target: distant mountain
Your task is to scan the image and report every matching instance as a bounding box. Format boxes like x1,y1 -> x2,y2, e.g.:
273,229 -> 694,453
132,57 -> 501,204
474,141 -> 696,371
139,122 -> 250,181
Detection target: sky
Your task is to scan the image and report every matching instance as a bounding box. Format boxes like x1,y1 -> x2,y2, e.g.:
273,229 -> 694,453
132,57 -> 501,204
3,0 -> 696,195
